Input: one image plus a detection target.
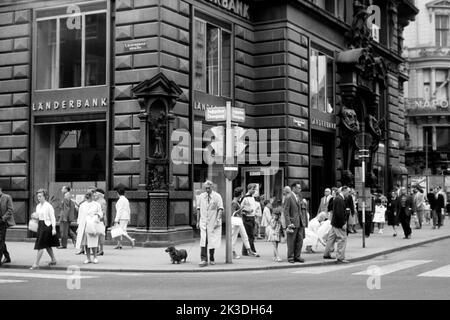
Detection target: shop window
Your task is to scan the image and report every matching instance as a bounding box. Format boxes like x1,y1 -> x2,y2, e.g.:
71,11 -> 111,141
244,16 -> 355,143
35,4 -> 107,90
310,49 -> 334,114
193,17 -> 231,97
436,15 -> 449,47
436,127 -> 450,151
310,0 -> 345,20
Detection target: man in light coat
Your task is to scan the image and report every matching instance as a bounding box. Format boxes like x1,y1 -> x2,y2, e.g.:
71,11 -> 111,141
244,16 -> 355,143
0,187 -> 15,266
197,180 -> 223,267
317,188 -> 332,217
413,186 -> 425,229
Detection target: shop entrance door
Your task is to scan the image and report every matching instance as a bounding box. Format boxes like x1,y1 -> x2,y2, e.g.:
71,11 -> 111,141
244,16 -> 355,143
242,167 -> 284,204
310,130 -> 335,218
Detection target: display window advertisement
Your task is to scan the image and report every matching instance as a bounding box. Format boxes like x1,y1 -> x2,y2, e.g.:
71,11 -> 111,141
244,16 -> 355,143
31,1 -> 110,209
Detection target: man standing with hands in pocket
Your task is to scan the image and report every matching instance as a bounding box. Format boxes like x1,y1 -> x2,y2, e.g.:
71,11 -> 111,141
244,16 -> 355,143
0,186 -> 15,266
284,182 -> 308,263
197,180 -> 223,267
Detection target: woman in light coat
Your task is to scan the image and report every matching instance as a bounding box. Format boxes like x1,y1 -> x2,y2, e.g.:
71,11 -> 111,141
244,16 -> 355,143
114,187 -> 135,249
30,189 -> 60,269
76,191 -> 103,264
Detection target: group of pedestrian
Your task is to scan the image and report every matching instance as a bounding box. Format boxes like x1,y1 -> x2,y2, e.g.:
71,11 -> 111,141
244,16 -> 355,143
0,185 -> 134,270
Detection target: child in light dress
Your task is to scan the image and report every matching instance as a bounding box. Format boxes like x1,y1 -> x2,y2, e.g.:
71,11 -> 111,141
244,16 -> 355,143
266,207 -> 284,262
373,198 -> 387,234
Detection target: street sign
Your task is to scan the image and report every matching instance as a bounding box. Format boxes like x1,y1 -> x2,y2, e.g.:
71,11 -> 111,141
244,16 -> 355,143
223,163 -> 239,180
205,107 -> 226,122
232,107 -> 245,123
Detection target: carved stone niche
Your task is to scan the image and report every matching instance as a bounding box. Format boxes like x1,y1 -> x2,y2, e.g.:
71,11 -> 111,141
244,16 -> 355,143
131,72 -> 182,230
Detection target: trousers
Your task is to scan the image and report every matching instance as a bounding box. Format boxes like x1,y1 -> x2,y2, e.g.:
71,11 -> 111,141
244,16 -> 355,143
242,216 -> 256,255
59,221 -> 77,248
200,234 -> 215,262
286,226 -> 304,262
432,209 -> 443,227
0,220 -> 10,262
324,226 -> 347,260
399,213 -> 412,237
231,217 -> 250,252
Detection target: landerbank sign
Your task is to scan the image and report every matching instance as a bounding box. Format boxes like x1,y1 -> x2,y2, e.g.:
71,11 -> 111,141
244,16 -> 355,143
206,0 -> 250,19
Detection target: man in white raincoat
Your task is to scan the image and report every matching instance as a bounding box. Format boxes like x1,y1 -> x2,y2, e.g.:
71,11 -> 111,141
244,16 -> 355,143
196,180 -> 224,267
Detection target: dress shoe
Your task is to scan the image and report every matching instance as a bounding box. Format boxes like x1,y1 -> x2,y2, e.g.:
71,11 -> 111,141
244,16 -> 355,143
57,246 -> 67,249
233,251 -> 241,259
48,260 -> 57,266
294,258 -> 305,263
2,257 -> 11,264
336,259 -> 350,264
97,251 -> 104,256
288,260 -> 295,264
75,251 -> 85,255
323,255 -> 333,260
247,249 -> 260,257
209,261 -> 216,265
198,261 -> 208,267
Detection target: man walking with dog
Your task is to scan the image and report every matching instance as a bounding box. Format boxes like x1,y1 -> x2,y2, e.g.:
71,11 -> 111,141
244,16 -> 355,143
196,180 -> 224,267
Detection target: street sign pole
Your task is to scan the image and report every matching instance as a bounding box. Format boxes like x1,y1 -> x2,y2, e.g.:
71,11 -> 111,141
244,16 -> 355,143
361,155 -> 366,249
225,101 -> 233,264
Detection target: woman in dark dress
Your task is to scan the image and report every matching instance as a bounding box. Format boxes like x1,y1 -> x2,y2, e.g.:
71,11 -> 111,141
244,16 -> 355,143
30,189 -> 60,269
387,191 -> 400,237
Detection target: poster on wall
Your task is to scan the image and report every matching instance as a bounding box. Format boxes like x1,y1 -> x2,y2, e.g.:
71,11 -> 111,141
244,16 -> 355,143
409,176 -> 427,190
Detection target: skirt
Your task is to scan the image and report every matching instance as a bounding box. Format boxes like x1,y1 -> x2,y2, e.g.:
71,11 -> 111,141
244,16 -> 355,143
34,221 -> 60,250
386,210 -> 399,226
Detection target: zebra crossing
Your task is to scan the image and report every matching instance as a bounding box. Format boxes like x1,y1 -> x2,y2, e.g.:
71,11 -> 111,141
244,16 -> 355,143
0,271 -> 99,285
292,260 -> 450,278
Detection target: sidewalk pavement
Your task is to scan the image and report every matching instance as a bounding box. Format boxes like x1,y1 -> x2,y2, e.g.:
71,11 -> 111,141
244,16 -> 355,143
2,221 -> 449,273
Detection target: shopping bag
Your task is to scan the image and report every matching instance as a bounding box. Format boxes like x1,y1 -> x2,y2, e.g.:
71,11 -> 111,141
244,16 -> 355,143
85,216 -> 98,236
110,225 -> 124,238
28,218 -> 38,233
95,221 -> 106,236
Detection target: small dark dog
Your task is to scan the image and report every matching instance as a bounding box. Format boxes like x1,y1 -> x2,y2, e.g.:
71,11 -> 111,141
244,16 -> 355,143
165,246 -> 188,264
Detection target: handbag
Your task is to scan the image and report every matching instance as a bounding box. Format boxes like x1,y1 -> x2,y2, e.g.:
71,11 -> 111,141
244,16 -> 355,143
110,225 -> 124,238
28,218 -> 38,233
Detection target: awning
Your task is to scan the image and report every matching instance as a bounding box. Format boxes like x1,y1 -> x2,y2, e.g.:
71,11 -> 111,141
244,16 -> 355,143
390,165 -> 408,175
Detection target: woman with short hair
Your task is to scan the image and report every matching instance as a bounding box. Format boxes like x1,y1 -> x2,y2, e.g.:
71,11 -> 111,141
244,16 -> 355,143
30,189 -> 60,270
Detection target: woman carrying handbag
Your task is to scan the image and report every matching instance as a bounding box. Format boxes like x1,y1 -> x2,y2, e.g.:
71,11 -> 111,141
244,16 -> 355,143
75,191 -> 103,264
30,189 -> 60,270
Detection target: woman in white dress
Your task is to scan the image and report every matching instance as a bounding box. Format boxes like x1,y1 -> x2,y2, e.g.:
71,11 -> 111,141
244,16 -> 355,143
304,212 -> 328,253
76,191 -> 103,264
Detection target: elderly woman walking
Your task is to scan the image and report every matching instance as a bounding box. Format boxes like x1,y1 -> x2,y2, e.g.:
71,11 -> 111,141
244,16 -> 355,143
30,189 -> 60,269
76,191 -> 103,264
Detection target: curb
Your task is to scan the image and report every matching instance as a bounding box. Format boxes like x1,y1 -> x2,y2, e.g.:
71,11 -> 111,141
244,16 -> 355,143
2,234 -> 450,273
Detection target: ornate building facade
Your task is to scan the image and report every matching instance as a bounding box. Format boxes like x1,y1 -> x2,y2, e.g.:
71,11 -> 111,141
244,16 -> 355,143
403,0 -> 450,190
0,0 -> 417,243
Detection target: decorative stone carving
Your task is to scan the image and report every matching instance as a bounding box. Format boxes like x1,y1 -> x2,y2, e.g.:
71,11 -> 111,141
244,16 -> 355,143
345,0 -> 372,49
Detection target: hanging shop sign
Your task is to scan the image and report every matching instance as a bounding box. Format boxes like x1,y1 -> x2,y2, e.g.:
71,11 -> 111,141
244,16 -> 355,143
32,87 -> 108,116
206,0 -> 250,20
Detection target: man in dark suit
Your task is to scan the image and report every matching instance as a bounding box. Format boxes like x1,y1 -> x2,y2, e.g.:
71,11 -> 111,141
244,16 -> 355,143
324,186 -> 350,263
0,187 -> 15,266
397,187 -> 414,239
434,187 -> 445,229
283,182 -> 308,263
58,186 -> 77,249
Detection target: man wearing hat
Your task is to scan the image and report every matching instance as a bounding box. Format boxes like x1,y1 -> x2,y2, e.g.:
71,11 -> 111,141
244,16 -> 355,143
0,186 -> 15,266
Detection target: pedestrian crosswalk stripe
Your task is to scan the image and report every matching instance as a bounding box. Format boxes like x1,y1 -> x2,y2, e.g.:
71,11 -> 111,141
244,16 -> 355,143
292,262 -> 370,274
0,279 -> 28,284
352,260 -> 433,276
418,265 -> 450,278
0,272 -> 98,280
